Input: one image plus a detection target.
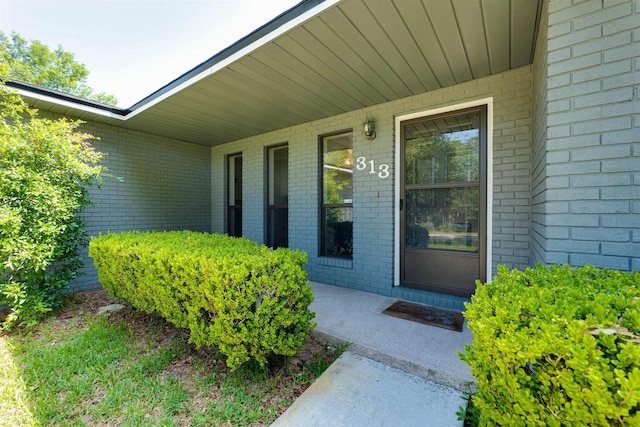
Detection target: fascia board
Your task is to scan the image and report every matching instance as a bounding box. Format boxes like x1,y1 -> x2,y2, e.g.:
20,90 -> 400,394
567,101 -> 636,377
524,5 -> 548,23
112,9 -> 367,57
14,87 -> 126,121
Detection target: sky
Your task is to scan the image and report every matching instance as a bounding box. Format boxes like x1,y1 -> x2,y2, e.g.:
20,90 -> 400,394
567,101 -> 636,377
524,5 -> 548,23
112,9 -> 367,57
1,0 -> 302,107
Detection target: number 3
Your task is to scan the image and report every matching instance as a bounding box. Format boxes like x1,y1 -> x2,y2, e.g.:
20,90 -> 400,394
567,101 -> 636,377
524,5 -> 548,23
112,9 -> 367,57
378,164 -> 389,179
356,156 -> 389,179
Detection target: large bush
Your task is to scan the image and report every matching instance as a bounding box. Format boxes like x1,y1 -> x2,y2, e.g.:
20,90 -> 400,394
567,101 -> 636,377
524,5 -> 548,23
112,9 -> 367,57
461,264 -> 640,426
0,84 -> 105,327
89,231 -> 316,370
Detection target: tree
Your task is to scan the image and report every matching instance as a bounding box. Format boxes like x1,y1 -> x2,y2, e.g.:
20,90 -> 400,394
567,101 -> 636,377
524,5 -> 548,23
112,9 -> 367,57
0,31 -> 117,106
0,79 -> 107,327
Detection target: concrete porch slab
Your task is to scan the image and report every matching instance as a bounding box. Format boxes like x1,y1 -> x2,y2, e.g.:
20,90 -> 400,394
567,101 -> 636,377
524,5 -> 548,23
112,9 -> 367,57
270,282 -> 475,426
308,282 -> 474,391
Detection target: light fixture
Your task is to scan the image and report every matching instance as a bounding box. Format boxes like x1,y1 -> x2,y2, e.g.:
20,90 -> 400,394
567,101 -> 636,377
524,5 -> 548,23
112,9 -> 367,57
363,120 -> 376,141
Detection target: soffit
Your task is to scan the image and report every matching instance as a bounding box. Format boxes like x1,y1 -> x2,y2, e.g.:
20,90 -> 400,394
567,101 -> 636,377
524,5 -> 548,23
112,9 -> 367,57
22,0 -> 543,146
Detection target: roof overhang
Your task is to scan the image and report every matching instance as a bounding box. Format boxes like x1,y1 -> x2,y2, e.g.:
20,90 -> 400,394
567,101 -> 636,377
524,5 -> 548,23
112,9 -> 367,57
8,0 -> 543,147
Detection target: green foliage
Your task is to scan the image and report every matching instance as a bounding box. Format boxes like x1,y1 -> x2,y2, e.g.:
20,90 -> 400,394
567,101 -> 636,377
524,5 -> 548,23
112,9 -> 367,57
3,295 -> 335,426
0,85 -> 106,327
89,231 -> 316,370
4,313 -> 191,425
460,264 -> 640,426
0,31 -> 117,105
456,385 -> 481,427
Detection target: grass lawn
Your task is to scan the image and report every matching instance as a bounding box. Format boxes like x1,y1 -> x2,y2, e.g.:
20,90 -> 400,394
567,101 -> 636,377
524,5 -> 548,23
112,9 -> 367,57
0,290 -> 342,426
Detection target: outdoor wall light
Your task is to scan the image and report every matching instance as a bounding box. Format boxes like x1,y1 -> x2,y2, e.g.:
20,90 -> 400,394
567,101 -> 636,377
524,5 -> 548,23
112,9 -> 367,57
363,120 -> 376,141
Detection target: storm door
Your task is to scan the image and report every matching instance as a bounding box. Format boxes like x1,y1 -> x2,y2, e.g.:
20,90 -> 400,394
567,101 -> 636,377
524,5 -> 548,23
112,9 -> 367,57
227,153 -> 242,237
400,106 -> 487,296
266,144 -> 288,248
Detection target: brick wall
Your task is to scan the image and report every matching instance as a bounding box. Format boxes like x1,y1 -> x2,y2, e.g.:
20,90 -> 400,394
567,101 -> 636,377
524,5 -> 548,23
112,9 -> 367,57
68,119 -> 211,292
534,0 -> 639,271
532,0 -> 551,265
211,66 -> 533,310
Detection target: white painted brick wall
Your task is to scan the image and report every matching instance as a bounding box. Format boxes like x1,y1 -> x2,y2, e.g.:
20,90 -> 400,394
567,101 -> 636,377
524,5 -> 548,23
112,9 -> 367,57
533,0 -> 639,270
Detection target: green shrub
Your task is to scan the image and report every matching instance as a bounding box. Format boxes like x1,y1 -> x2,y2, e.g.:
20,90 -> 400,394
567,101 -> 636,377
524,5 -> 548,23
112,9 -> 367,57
460,264 -> 640,426
88,231 -> 315,369
0,84 -> 106,328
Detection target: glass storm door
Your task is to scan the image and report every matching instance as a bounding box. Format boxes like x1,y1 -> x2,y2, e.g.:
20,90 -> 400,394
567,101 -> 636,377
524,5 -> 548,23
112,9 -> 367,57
227,153 -> 242,237
401,106 -> 487,296
266,145 -> 288,248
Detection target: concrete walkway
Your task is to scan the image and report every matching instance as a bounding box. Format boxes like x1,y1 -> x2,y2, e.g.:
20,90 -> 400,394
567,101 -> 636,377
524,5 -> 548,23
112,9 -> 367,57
271,282 -> 475,426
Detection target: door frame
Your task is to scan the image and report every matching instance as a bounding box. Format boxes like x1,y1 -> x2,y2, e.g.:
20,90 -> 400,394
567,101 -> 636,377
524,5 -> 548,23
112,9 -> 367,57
394,98 -> 494,288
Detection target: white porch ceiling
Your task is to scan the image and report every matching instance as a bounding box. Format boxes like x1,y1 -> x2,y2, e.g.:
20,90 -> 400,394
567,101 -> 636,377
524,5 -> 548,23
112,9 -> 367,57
21,0 -> 542,147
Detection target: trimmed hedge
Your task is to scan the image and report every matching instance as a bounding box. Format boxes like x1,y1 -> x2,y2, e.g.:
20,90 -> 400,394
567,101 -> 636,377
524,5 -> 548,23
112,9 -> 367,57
88,231 -> 315,369
461,264 -> 640,426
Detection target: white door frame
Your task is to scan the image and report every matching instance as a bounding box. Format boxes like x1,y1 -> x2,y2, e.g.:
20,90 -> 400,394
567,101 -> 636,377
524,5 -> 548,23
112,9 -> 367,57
394,98 -> 494,288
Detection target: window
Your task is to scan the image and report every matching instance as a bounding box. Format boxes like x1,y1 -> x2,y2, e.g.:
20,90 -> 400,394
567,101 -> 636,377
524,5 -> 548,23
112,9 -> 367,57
320,131 -> 353,258
227,153 -> 242,237
403,110 -> 481,253
266,144 -> 288,248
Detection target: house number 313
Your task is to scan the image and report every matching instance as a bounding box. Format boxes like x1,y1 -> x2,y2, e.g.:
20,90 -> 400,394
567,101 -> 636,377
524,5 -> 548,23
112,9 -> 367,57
356,156 -> 390,179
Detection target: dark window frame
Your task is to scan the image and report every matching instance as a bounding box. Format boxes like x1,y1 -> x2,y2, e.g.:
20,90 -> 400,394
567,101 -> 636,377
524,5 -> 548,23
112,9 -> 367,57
319,129 -> 354,259
264,143 -> 289,248
226,152 -> 242,237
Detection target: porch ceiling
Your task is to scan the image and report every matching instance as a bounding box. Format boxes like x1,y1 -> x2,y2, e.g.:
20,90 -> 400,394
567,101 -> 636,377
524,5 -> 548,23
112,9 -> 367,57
20,0 -> 542,147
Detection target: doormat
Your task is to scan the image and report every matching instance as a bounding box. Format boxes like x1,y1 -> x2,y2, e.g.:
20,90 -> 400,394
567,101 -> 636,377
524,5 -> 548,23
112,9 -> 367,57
382,300 -> 464,332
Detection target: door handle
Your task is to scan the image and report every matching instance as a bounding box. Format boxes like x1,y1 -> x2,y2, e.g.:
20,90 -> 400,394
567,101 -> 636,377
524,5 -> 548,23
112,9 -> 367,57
400,199 -> 403,211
